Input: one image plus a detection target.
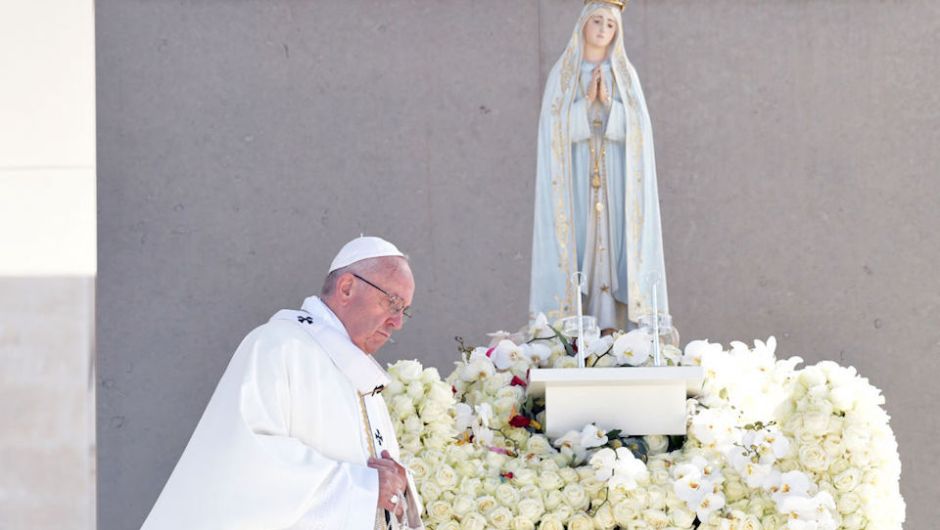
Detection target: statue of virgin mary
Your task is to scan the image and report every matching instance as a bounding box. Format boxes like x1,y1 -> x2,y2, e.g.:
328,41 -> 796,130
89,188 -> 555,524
530,0 -> 672,333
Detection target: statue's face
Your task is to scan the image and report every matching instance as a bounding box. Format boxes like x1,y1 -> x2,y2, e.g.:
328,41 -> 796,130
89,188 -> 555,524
582,10 -> 618,49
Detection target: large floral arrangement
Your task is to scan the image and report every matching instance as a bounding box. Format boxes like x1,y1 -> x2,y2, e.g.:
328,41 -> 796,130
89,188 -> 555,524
385,316 -> 904,529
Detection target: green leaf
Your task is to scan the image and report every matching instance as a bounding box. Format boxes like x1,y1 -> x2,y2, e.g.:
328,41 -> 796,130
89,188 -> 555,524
550,325 -> 577,357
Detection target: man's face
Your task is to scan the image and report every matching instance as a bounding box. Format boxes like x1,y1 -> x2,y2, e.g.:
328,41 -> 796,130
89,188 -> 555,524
343,262 -> 415,354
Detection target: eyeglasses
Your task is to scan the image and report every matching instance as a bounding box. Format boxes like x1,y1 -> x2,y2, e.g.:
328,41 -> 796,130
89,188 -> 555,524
352,273 -> 412,319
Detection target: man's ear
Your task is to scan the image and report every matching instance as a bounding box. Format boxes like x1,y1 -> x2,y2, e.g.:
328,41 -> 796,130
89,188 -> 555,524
336,273 -> 355,300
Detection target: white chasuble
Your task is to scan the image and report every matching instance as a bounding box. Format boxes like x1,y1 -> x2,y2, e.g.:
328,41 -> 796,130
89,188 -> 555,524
142,297 -> 423,530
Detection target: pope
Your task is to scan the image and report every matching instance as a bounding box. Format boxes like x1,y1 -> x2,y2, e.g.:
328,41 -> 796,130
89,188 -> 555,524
142,236 -> 425,529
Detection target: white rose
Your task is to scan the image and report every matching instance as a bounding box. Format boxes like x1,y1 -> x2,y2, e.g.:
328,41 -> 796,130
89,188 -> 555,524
452,494 -> 475,517
420,366 -> 441,384
542,489 -> 564,511
510,515 -> 536,530
403,415 -> 423,435
842,512 -> 866,529
558,467 -> 579,485
536,513 -> 564,530
399,434 -> 421,453
760,514 -> 783,529
482,371 -> 512,395
829,385 -> 855,412
488,506 -> 513,529
456,459 -> 481,479
406,456 -> 430,481
553,355 -> 578,369
650,465 -> 671,484
519,484 -> 541,501
460,512 -> 487,530
802,402 -> 834,435
459,477 -> 482,497
842,422 -> 871,452
514,468 -> 537,486
426,382 -> 453,405
593,353 -> 618,367
593,504 -> 617,529
406,381 -> 425,399
551,505 -> 574,521
612,500 -> 637,526
419,399 -> 447,423
482,476 -> 502,495
738,514 -> 762,530
799,366 -> 826,388
495,483 -> 518,507
562,483 -> 589,510
567,513 -> 594,530
517,497 -> 545,521
642,509 -> 670,528
833,467 -> 861,492
798,443 -> 830,472
821,435 -> 843,458
644,435 -> 669,456
475,494 -> 498,514
421,480 -> 442,503
427,500 -> 454,522
836,491 -> 862,514
434,464 -> 459,490
385,378 -> 405,395
391,395 -> 415,418
436,521 -> 460,530
724,477 -> 748,502
539,470 -> 563,491
670,506 -> 696,528
493,396 -> 518,416
646,485 -> 667,510
389,360 -> 423,381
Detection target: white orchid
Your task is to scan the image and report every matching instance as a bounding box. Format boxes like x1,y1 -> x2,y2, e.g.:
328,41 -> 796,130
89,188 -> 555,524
579,423 -> 608,449
612,329 -> 652,366
681,338 -> 723,366
771,470 -> 812,506
490,339 -> 524,370
529,312 -> 555,340
526,347 -> 552,370
590,446 -> 649,491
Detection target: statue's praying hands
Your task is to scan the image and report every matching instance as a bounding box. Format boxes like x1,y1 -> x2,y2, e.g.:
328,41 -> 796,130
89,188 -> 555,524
586,65 -> 611,106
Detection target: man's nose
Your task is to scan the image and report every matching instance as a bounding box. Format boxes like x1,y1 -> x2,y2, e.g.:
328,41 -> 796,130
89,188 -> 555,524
387,312 -> 405,330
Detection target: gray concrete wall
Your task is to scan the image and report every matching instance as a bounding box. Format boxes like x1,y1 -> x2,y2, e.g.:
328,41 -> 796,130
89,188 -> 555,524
0,279 -> 95,529
97,1 -> 940,528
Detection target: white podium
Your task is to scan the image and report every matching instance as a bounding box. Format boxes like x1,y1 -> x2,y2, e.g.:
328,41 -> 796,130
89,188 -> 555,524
527,367 -> 704,437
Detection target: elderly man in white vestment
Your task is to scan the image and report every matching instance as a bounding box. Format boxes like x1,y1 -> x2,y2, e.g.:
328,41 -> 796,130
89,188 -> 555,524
142,236 -> 425,530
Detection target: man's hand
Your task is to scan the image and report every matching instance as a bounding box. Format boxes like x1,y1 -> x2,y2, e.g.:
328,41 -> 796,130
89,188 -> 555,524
368,450 -> 406,519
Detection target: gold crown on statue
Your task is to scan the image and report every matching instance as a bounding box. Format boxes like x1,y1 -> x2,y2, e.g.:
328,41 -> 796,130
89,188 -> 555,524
585,0 -> 626,10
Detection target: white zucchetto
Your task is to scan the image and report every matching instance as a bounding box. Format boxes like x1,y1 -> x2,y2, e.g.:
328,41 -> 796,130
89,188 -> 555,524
328,236 -> 405,272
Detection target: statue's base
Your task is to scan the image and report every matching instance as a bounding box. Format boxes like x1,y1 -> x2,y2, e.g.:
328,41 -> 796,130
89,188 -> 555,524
527,367 -> 704,437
